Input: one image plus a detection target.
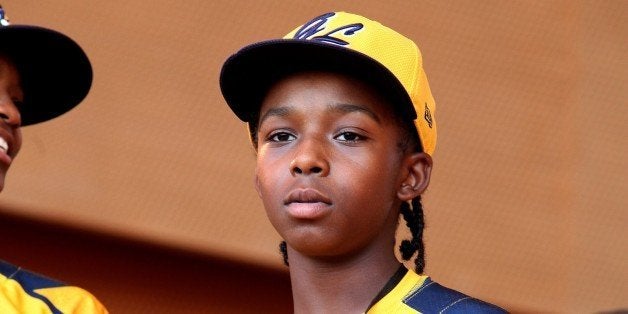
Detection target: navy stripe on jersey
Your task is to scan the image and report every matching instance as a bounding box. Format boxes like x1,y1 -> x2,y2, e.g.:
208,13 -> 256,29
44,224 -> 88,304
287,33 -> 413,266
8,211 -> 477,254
403,277 -> 507,313
1,260 -> 64,314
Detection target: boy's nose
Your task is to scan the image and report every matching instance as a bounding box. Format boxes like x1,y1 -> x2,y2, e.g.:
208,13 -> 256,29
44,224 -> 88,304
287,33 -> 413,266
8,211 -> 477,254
0,98 -> 22,127
289,140 -> 329,177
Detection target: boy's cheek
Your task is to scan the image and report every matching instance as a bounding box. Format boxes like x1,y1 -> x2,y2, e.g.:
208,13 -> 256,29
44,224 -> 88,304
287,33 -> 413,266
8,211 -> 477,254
253,170 -> 263,198
11,128 -> 22,158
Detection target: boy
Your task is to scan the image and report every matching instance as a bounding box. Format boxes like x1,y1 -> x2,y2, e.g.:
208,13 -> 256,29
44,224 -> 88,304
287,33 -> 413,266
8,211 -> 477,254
0,5 -> 108,313
220,12 -> 507,313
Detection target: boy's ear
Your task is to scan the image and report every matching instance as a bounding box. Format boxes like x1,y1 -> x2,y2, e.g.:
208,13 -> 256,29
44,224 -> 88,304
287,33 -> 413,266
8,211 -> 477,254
397,152 -> 433,201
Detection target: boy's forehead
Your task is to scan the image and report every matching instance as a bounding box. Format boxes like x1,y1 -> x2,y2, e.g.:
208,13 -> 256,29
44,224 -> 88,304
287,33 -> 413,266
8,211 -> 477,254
0,53 -> 10,71
257,71 -> 399,114
0,54 -> 21,84
257,70 -> 401,123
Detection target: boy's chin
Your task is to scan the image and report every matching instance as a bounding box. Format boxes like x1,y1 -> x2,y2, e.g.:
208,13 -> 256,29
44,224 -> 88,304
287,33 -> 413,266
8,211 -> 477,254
286,238 -> 356,261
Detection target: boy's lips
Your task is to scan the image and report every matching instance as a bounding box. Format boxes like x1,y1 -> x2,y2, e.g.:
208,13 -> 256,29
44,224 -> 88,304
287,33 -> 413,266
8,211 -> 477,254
0,137 -> 8,153
284,188 -> 332,219
0,131 -> 14,165
284,188 -> 332,205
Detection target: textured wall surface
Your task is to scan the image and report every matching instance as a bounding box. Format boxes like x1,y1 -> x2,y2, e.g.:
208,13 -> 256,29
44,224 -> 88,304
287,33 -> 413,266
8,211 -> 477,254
0,1 -> 626,312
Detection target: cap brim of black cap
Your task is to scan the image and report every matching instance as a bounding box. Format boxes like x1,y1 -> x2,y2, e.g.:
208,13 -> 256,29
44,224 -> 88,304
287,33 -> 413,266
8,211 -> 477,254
0,25 -> 92,126
219,39 -> 416,124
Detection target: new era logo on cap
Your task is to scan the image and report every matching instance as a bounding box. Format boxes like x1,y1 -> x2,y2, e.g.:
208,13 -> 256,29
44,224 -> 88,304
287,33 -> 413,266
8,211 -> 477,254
424,103 -> 433,129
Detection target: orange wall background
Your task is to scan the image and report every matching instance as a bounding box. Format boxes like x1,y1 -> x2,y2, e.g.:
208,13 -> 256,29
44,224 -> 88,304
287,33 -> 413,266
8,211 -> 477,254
0,1 -> 626,312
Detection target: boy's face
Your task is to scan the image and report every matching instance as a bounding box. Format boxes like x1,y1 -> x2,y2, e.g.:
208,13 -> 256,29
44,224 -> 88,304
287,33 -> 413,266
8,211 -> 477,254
254,71 -> 412,259
0,55 -> 24,191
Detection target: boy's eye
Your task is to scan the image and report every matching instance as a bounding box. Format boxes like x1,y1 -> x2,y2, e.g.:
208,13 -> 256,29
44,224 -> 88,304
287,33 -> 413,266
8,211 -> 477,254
334,132 -> 364,142
268,132 -> 296,142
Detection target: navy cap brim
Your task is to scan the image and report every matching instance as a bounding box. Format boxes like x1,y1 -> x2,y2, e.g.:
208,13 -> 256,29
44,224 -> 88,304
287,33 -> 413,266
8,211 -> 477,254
219,39 -> 417,124
0,25 -> 92,126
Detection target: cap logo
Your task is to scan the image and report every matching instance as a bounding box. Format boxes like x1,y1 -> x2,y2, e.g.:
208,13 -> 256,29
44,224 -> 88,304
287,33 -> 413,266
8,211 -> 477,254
293,12 -> 363,46
0,6 -> 10,26
424,103 -> 433,128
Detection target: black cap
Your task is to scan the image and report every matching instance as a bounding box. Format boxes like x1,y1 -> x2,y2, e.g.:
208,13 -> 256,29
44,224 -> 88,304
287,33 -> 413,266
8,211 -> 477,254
0,6 -> 92,126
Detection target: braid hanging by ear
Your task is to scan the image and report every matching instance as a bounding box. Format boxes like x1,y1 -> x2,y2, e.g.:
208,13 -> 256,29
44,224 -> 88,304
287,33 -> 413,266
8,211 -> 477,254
279,240 -> 289,266
399,196 -> 426,274
278,201 -> 425,271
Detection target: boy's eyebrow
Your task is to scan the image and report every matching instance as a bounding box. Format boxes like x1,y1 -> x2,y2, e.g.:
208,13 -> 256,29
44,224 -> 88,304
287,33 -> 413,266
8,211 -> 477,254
329,103 -> 381,123
258,103 -> 381,125
258,106 -> 292,126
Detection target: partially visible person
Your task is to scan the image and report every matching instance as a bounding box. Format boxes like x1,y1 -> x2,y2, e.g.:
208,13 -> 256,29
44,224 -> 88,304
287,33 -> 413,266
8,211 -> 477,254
0,5 -> 107,313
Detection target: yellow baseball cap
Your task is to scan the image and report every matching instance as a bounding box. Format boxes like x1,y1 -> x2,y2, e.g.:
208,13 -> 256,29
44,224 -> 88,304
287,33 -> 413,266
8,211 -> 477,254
220,11 -> 437,155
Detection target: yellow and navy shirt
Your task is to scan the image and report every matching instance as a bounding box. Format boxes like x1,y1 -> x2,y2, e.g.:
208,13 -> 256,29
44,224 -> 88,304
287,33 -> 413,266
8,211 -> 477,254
1,260 -> 107,314
368,266 -> 506,313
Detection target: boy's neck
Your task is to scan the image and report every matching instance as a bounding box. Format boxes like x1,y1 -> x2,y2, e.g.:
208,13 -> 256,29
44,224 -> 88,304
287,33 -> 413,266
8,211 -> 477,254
287,241 -> 401,313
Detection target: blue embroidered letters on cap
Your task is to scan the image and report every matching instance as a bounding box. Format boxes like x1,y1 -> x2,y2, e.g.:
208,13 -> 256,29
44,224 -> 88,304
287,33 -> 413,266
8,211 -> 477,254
293,12 -> 363,46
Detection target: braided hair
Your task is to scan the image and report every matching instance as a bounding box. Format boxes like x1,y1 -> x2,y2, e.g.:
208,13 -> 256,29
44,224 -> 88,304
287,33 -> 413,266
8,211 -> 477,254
398,196 -> 426,273
279,241 -> 289,266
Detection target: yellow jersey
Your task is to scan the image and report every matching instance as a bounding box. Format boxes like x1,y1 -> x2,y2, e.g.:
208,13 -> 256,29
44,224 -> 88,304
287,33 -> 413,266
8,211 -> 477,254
1,260 -> 107,314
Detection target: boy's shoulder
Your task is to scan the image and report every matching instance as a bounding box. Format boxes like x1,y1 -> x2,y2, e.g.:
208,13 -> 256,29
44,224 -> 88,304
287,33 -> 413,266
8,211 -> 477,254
0,259 -> 108,314
403,277 -> 507,313
370,268 -> 507,313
